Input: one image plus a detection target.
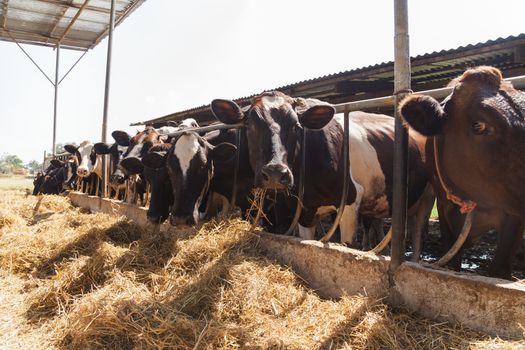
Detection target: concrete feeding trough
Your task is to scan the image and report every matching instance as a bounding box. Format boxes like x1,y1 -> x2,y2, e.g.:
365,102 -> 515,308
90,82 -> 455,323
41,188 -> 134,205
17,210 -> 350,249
69,191 -> 525,339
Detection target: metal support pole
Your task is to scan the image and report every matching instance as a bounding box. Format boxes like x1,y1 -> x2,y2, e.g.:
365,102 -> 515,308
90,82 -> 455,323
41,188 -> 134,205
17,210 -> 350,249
101,0 -> 116,198
390,0 -> 411,272
52,43 -> 60,156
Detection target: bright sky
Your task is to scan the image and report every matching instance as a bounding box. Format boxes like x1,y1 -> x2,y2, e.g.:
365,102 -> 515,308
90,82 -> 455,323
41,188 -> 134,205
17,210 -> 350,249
1,0 -> 524,163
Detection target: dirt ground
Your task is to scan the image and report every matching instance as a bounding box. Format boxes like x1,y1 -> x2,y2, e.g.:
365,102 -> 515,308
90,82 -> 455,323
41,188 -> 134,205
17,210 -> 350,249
1,190 -> 524,349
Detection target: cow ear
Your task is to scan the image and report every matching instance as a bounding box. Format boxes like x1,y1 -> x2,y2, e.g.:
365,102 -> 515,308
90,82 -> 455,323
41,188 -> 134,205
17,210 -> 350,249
211,99 -> 246,124
112,130 -> 131,146
93,142 -> 112,155
294,98 -> 335,130
64,144 -> 78,154
142,152 -> 167,169
297,105 -> 335,130
50,159 -> 64,168
399,95 -> 446,136
210,142 -> 237,163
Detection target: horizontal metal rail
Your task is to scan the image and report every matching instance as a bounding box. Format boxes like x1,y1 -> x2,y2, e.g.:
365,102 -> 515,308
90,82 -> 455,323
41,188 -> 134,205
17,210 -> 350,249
333,75 -> 525,114
166,122 -> 244,138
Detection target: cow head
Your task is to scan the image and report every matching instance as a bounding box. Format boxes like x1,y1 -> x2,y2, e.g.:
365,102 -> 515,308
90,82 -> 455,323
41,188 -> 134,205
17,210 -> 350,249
65,141 -> 96,178
400,66 -> 525,216
211,91 -> 334,191
93,142 -> 128,188
115,127 -> 161,176
166,131 -> 236,226
40,160 -> 67,194
63,155 -> 78,190
141,143 -> 174,224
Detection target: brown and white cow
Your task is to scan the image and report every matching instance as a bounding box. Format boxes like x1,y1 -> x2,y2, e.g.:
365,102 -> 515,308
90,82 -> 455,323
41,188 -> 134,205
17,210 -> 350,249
211,91 -> 434,255
400,66 -> 525,279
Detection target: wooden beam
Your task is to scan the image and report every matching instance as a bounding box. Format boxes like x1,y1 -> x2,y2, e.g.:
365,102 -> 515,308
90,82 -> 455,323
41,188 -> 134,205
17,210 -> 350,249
1,0 -> 8,29
90,0 -> 144,49
56,0 -> 90,45
36,0 -> 122,15
46,0 -> 72,44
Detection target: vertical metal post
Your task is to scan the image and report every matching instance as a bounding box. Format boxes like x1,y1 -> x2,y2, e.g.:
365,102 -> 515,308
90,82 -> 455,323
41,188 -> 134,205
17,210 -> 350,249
52,43 -> 60,156
390,0 -> 411,272
101,0 -> 116,198
43,150 -> 47,171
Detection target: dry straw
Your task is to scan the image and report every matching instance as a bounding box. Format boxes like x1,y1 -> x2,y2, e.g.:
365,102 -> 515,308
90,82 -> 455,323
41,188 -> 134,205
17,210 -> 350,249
0,190 -> 524,349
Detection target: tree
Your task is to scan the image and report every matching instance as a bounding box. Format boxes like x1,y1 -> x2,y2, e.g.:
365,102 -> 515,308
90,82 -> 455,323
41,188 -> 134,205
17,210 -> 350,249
26,160 -> 43,174
0,154 -> 24,174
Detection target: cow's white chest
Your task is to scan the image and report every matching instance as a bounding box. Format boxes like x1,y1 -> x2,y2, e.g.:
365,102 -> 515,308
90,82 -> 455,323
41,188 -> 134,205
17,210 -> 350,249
334,114 -> 389,216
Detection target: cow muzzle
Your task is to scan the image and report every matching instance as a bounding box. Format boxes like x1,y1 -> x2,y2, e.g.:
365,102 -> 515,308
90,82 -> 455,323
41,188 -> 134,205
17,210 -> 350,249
170,215 -> 196,227
77,168 -> 89,177
110,173 -> 126,185
260,163 -> 293,190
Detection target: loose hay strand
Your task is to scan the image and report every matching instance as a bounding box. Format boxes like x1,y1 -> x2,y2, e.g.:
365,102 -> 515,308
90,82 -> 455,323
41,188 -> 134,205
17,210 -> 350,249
0,190 -> 524,350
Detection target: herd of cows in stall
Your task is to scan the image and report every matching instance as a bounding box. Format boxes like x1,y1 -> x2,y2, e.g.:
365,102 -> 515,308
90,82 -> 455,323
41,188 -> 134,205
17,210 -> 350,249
32,66 -> 525,280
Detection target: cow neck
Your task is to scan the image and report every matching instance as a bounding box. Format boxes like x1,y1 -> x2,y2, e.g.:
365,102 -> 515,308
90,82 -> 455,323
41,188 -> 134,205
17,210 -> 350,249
432,135 -> 476,214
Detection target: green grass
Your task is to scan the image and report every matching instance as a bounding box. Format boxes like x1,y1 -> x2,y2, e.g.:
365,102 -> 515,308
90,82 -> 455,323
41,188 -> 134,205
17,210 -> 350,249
0,176 -> 33,191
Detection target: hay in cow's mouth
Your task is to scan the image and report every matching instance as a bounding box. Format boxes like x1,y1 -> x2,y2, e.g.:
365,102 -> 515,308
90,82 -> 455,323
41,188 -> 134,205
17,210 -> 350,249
0,189 -> 524,349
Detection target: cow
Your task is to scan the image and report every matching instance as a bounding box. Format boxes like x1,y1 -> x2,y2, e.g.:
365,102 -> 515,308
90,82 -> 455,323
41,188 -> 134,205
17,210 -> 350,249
141,143 -> 174,223
39,159 -> 68,195
399,66 -> 525,279
92,142 -> 128,199
33,162 -> 59,195
64,141 -> 102,195
211,91 -> 434,257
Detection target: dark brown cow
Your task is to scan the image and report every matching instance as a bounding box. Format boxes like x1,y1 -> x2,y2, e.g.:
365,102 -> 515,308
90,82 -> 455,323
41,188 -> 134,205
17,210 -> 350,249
400,66 -> 525,279
212,91 -> 434,254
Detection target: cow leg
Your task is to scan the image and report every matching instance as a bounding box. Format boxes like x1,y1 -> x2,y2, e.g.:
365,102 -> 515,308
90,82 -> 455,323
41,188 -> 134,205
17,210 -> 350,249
408,184 -> 435,262
488,215 -> 523,280
340,182 -> 363,246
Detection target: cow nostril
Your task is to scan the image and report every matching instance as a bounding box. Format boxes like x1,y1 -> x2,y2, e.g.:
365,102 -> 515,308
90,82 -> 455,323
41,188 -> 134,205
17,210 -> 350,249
280,169 -> 291,184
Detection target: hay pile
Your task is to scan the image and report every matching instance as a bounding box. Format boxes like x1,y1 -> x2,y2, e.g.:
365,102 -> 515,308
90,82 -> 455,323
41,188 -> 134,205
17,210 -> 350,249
0,190 -> 524,349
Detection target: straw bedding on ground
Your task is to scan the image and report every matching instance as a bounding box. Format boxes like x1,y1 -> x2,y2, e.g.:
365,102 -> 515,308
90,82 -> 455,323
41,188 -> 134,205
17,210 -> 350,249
0,190 -> 524,349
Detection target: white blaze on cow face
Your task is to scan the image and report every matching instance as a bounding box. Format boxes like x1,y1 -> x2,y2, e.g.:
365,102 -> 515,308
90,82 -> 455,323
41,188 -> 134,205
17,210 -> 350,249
178,118 -> 199,129
174,133 -> 201,180
76,142 -> 94,178
261,95 -> 286,110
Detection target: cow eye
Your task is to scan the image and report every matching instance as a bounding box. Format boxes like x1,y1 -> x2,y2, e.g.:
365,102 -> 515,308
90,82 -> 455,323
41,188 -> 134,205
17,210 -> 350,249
472,121 -> 492,135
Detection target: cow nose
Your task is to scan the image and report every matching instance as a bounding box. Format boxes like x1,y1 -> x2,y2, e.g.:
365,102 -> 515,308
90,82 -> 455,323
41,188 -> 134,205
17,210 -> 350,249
77,168 -> 89,177
170,215 -> 195,227
261,164 -> 293,188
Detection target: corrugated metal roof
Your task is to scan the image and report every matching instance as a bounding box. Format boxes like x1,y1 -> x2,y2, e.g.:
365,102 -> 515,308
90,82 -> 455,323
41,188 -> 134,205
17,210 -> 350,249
0,0 -> 145,51
133,33 -> 525,127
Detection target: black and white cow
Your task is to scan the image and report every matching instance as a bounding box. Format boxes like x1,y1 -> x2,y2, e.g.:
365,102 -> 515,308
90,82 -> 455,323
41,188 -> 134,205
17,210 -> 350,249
211,91 -> 434,255
64,141 -> 102,195
92,142 -> 128,198
166,131 -> 238,226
